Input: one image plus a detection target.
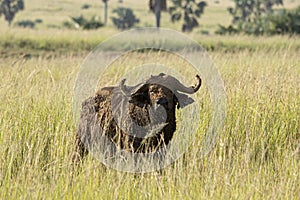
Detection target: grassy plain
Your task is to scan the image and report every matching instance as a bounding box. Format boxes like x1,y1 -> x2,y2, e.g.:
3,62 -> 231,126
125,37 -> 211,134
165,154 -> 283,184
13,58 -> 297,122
0,0 -> 299,199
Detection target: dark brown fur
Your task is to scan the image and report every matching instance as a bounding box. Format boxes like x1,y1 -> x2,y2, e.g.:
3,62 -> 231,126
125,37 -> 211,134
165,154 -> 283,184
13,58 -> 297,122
73,74 -> 201,161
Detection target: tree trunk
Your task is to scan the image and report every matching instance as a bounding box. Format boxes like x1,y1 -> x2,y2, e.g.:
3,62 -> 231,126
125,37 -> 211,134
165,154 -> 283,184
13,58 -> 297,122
241,6 -> 246,22
154,0 -> 161,28
104,1 -> 108,25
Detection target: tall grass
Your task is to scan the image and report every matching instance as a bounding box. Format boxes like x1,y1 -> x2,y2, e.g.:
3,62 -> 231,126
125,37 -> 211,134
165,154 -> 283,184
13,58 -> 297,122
0,43 -> 299,199
1,28 -> 299,56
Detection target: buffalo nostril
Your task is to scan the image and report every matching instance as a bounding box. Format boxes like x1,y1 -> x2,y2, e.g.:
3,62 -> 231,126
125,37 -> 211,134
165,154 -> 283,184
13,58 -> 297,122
156,98 -> 168,105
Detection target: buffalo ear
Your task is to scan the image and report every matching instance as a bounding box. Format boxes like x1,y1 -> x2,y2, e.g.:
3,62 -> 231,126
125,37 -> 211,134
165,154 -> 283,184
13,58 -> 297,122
129,84 -> 149,106
174,92 -> 195,109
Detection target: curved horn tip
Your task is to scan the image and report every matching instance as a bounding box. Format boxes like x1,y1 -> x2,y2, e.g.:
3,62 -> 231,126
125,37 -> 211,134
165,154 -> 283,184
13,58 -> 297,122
120,79 -> 130,95
193,74 -> 201,92
120,79 -> 126,85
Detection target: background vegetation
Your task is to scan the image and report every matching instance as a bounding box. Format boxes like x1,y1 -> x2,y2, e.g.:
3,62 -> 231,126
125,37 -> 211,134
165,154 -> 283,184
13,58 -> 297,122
0,0 -> 299,199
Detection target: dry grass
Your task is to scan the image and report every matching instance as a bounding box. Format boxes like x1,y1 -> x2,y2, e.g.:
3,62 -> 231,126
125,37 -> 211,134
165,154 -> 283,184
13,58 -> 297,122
0,43 -> 299,198
0,0 -> 299,199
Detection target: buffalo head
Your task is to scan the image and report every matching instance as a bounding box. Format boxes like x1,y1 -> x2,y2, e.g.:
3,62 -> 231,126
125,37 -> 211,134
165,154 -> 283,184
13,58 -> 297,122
121,73 -> 201,109
111,73 -> 201,139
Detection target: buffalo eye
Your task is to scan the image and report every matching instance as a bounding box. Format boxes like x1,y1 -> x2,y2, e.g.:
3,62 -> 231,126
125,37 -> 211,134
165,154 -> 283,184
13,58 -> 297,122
149,87 -> 158,94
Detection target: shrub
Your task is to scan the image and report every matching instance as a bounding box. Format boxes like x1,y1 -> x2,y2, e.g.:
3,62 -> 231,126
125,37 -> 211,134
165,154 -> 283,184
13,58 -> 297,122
216,6 -> 300,35
111,7 -> 139,30
169,0 -> 207,32
62,21 -> 76,29
81,4 -> 91,10
14,19 -> 35,28
267,7 -> 300,34
70,15 -> 104,30
35,18 -> 43,24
